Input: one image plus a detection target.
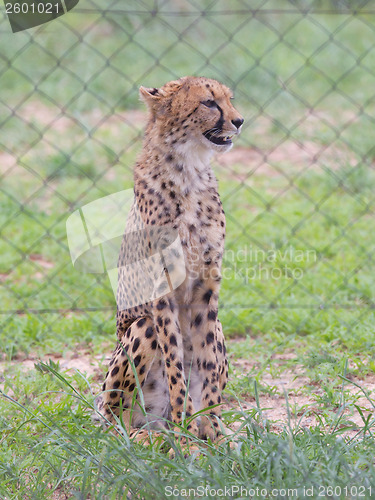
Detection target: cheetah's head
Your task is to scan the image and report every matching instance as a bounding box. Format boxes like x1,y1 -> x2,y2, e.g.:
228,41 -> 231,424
139,76 -> 243,154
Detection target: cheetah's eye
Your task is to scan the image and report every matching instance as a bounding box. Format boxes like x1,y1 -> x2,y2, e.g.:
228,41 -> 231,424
201,100 -> 217,109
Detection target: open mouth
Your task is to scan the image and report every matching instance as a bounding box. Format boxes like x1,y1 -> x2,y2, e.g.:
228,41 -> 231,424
203,130 -> 234,146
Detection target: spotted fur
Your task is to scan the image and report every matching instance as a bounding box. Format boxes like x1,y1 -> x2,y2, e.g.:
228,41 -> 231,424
97,76 -> 243,441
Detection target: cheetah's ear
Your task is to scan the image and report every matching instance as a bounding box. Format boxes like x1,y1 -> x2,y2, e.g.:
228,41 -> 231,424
139,86 -> 161,107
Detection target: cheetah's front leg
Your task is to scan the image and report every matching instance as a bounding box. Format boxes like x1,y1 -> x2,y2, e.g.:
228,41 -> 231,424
153,297 -> 199,436
190,288 -> 224,441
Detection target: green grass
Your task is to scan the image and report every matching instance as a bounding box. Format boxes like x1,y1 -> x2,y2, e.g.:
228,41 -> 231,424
1,1 -> 375,498
1,362 -> 375,499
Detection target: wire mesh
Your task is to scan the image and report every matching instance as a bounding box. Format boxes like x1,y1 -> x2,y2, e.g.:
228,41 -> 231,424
1,0 -> 375,355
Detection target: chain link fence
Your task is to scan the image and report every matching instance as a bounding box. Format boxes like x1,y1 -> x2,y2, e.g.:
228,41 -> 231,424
1,0 -> 375,356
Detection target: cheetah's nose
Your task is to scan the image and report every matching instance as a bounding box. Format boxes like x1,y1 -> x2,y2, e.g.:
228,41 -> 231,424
231,118 -> 244,129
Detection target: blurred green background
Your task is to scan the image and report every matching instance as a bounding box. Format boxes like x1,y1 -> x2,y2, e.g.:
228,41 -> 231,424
1,0 -> 375,359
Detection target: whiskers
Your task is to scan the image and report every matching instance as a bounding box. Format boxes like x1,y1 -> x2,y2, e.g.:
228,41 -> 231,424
204,128 -> 223,138
204,127 -> 237,139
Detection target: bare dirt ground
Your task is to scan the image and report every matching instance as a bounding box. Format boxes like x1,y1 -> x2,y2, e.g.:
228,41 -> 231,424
229,353 -> 375,438
2,344 -> 373,439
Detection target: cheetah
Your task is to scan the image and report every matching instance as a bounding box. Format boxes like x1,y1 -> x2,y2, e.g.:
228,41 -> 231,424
97,76 -> 243,442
